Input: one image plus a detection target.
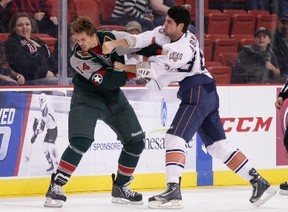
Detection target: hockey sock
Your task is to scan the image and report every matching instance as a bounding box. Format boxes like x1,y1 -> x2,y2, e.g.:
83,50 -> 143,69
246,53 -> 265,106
207,140 -> 253,182
116,139 -> 145,185
54,137 -> 92,186
165,134 -> 186,184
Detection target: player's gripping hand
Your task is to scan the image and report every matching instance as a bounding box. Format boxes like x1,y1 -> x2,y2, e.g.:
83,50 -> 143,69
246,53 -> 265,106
114,61 -> 136,74
275,97 -> 284,110
102,39 -> 129,55
102,41 -> 117,55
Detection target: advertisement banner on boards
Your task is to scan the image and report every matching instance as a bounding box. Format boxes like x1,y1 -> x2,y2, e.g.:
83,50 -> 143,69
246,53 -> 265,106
0,88 -> 196,177
0,85 -> 286,178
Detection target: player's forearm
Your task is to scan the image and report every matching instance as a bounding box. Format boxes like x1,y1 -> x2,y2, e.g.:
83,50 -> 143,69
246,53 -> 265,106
103,35 -> 137,55
102,38 -> 130,55
114,61 -> 136,73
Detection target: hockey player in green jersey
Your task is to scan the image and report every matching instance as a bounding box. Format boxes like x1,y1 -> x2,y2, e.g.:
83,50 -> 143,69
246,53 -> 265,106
44,16 -> 149,207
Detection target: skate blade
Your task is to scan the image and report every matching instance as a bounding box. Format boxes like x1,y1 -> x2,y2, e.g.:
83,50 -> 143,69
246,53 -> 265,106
252,187 -> 276,207
44,197 -> 64,208
148,199 -> 183,209
112,197 -> 143,205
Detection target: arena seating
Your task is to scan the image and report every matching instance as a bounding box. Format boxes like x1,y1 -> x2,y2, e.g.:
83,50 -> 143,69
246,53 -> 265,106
206,65 -> 232,84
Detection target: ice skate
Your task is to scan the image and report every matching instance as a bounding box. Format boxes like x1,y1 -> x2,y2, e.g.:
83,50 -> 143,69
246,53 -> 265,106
44,174 -> 67,208
249,168 -> 276,207
148,182 -> 182,209
111,173 -> 143,205
279,182 -> 288,195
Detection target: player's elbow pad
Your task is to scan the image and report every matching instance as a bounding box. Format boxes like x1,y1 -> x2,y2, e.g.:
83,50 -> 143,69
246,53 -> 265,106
124,35 -> 137,48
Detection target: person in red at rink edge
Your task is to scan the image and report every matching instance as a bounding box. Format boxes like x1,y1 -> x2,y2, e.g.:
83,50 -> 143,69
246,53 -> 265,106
275,79 -> 288,195
102,5 -> 276,209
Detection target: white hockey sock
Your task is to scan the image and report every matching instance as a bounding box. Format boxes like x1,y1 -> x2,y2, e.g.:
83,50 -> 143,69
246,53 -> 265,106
165,134 -> 186,184
236,161 -> 254,182
166,165 -> 184,184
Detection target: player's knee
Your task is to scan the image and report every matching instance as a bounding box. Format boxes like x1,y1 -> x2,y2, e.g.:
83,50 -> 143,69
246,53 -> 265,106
124,139 -> 145,155
69,137 -> 93,153
165,134 -> 186,151
207,139 -> 234,161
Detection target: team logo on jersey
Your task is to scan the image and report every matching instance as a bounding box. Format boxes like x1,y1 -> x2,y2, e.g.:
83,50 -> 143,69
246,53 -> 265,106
169,52 -> 183,62
91,73 -> 103,85
76,50 -> 92,58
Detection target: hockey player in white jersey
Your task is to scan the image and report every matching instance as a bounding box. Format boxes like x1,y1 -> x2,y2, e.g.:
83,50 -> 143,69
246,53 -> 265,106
103,5 -> 276,209
25,93 -> 59,173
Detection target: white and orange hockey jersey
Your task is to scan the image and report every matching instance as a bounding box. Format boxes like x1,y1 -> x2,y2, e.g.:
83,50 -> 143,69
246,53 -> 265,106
125,26 -> 212,90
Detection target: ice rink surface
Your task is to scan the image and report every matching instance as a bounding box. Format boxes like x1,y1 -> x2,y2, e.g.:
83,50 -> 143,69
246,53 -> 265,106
1,186 -> 287,212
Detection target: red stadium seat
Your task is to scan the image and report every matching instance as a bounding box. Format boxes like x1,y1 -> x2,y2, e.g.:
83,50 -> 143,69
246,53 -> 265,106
248,10 -> 270,16
238,38 -> 255,50
230,34 -> 254,50
205,61 -> 222,68
212,38 -> 238,61
0,33 -> 9,42
207,65 -> 232,84
75,0 -> 100,26
205,13 -> 230,35
204,38 -> 213,62
255,14 -> 279,32
229,14 -> 256,35
205,34 -> 230,40
219,52 -> 238,67
97,0 -> 116,24
223,9 -> 247,15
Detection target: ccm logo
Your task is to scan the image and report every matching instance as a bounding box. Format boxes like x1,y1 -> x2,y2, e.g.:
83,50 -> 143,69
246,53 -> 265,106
221,117 -> 272,133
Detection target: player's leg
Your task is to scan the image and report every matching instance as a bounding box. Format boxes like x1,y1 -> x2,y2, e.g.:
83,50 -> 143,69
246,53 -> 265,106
44,91 -> 104,207
148,134 -> 185,209
104,91 -> 145,205
148,84 -> 213,209
199,107 -> 276,207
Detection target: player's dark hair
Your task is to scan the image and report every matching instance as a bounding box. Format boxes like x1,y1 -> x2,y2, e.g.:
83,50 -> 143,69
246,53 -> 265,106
167,6 -> 191,33
70,16 -> 97,36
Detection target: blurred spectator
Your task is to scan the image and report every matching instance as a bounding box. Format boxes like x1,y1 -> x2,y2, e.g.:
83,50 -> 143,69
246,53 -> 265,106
276,0 -> 288,16
0,0 -> 13,32
149,0 -> 195,33
5,12 -> 59,85
8,0 -> 58,37
110,0 -> 154,31
271,12 -> 288,81
149,0 -> 174,27
0,43 -> 25,85
124,21 -> 146,84
245,0 -> 272,12
124,21 -> 143,65
125,20 -> 142,34
232,27 -> 280,83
